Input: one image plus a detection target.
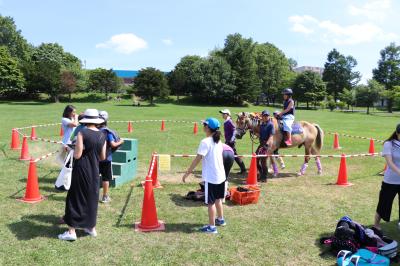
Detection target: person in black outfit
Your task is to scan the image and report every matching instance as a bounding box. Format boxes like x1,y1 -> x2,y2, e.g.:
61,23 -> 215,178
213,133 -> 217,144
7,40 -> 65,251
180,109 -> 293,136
58,109 -> 106,241
219,109 -> 246,174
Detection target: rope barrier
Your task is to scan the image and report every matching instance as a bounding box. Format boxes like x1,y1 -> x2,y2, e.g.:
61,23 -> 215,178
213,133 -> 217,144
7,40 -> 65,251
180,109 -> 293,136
164,153 -> 381,159
33,150 -> 59,163
326,132 -> 384,143
35,137 -> 62,145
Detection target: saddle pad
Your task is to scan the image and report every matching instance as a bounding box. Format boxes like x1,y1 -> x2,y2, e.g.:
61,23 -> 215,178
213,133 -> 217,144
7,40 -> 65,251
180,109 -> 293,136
291,122 -> 303,135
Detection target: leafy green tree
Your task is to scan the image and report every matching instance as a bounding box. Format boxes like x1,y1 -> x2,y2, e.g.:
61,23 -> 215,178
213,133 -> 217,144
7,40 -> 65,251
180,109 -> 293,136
255,43 -> 291,104
355,79 -> 384,114
339,88 -> 356,111
372,43 -> 400,113
288,58 -> 298,70
326,95 -> 336,111
220,33 -> 260,103
133,67 -> 169,104
0,46 -> 25,97
60,70 -> 76,101
0,15 -> 31,61
28,43 -> 65,102
87,68 -> 121,100
195,55 -> 236,103
172,55 -> 204,98
292,70 -> 326,108
322,49 -> 361,101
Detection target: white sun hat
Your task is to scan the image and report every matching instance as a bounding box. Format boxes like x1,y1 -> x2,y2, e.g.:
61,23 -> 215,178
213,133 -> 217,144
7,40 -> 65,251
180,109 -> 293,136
219,109 -> 231,116
78,109 -> 104,124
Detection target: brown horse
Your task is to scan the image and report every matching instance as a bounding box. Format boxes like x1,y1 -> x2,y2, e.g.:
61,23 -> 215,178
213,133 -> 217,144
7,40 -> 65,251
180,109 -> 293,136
235,112 -> 324,176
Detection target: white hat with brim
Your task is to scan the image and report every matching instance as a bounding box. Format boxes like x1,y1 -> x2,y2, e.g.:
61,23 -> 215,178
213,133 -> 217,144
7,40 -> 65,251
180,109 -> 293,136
79,109 -> 104,124
219,109 -> 231,115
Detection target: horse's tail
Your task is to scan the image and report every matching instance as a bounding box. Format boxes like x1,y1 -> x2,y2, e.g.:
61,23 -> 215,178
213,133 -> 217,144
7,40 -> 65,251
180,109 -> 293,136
313,124 -> 324,151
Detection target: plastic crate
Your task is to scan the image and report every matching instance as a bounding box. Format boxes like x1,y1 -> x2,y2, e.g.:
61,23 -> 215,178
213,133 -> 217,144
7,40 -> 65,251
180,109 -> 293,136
230,186 -> 260,205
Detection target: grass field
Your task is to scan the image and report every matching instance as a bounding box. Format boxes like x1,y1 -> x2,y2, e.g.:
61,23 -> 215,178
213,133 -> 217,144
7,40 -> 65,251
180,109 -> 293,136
1,98 -> 400,265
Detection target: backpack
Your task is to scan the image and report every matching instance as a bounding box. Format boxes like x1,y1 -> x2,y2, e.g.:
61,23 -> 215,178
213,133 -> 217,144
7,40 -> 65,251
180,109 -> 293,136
102,127 -> 121,153
337,249 -> 389,266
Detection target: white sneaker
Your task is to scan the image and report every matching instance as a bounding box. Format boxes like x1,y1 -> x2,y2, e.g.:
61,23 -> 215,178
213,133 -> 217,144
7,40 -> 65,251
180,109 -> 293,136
84,228 -> 97,237
58,231 -> 77,241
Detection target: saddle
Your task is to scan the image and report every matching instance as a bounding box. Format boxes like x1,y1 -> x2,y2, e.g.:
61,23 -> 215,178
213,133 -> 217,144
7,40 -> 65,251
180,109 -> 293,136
277,119 -> 303,135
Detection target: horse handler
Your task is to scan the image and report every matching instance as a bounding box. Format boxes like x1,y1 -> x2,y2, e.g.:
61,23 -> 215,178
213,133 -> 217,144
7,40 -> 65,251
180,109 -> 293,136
256,110 -> 278,182
219,109 -> 247,175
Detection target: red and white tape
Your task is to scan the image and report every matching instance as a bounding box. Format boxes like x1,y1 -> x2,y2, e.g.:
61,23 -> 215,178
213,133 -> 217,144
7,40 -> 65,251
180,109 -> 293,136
327,132 -> 384,143
33,150 -> 59,163
164,153 -> 380,159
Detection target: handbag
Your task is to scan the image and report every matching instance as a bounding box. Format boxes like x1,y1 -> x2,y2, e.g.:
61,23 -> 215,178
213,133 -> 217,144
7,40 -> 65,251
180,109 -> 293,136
55,150 -> 73,191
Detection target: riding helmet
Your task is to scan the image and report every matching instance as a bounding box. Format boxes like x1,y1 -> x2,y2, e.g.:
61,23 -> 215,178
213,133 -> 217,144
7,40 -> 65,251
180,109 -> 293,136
282,88 -> 293,95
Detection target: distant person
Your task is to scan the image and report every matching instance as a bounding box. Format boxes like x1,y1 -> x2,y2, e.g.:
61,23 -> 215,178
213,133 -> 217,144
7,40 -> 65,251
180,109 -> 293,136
98,111 -> 124,204
61,105 -> 78,145
58,109 -> 106,241
374,124 -> 400,231
219,109 -> 246,174
256,110 -> 276,182
278,88 -> 295,146
182,118 -> 226,234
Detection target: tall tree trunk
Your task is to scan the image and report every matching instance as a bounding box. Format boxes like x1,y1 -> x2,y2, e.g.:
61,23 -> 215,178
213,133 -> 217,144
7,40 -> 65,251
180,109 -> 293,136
150,96 -> 153,105
387,98 -> 393,113
69,92 -> 72,102
105,89 -> 109,101
53,94 -> 59,103
367,106 -> 370,115
306,101 -> 309,109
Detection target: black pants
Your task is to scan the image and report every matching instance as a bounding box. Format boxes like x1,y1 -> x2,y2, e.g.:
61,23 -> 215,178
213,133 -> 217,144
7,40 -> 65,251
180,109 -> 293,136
223,151 -> 234,179
256,144 -> 268,180
226,142 -> 246,172
376,182 -> 400,222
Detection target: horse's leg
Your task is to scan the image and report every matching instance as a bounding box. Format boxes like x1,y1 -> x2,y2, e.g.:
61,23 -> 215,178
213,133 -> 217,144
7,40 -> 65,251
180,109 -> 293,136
311,147 -> 323,175
298,144 -> 311,176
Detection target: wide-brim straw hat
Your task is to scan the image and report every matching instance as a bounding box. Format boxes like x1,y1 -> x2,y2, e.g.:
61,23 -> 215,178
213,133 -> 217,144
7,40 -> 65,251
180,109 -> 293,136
79,109 -> 104,124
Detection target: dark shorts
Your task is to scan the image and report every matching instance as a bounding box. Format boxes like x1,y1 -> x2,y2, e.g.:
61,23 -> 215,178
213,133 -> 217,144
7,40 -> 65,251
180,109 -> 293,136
99,161 -> 113,182
205,181 -> 226,205
376,182 -> 400,222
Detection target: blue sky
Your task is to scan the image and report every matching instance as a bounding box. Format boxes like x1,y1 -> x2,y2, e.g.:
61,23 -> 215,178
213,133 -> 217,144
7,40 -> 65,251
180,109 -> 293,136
1,0 -> 399,82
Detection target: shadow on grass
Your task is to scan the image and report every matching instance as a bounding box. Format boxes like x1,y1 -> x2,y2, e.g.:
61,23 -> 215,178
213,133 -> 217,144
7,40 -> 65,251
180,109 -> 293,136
165,223 -> 204,233
169,193 -> 204,208
115,103 -> 157,107
0,101 -> 48,106
115,186 -> 134,228
8,214 -> 62,240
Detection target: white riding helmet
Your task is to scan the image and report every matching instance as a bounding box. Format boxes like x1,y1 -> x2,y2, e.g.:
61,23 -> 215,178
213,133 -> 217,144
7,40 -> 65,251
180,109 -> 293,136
99,110 -> 109,122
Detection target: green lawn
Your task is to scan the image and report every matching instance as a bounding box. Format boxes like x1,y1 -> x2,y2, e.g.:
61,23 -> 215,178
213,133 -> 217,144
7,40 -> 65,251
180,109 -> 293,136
0,99 -> 399,265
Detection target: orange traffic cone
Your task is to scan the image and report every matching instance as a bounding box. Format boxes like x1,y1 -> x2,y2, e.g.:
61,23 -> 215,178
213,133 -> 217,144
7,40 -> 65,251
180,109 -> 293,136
128,121 -> 133,133
135,177 -> 165,232
333,133 -> 341,150
336,154 -> 352,187
60,125 -> 64,137
18,159 -> 45,203
151,155 -> 162,189
193,122 -> 198,135
369,138 -> 375,155
161,120 -> 165,131
30,126 -> 37,140
19,136 -> 30,161
246,153 -> 258,186
10,128 -> 20,150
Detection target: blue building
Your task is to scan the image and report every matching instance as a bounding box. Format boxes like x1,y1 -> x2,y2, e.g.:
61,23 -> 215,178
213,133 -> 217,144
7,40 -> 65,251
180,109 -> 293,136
112,70 -> 139,85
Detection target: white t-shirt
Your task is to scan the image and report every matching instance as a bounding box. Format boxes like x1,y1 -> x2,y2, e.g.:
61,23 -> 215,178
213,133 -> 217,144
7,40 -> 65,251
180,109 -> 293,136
197,137 -> 226,184
382,140 -> 400,184
61,117 -> 75,144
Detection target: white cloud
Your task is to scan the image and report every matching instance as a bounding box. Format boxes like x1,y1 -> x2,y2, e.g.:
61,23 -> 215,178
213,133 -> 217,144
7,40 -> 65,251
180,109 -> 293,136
95,33 -> 147,54
162,38 -> 173,46
288,15 -> 398,45
348,0 -> 392,21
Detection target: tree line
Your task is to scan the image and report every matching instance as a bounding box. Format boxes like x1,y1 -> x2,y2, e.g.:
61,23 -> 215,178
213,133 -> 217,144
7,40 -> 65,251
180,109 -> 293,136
1,14 -> 400,113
